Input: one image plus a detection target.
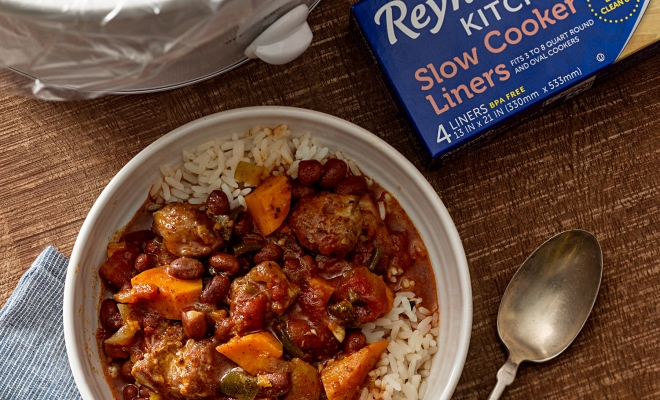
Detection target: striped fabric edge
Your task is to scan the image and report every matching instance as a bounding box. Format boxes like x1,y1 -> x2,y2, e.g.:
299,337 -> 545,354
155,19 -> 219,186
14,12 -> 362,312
0,246 -> 82,400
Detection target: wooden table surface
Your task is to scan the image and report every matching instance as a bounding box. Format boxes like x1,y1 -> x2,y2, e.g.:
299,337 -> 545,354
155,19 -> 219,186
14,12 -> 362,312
1,1 -> 660,399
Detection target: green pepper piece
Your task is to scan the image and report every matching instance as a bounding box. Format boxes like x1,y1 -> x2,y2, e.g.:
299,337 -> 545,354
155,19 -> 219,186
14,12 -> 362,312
275,323 -> 306,359
328,300 -> 359,327
233,241 -> 265,256
219,370 -> 258,400
229,205 -> 245,221
367,246 -> 384,271
347,289 -> 361,304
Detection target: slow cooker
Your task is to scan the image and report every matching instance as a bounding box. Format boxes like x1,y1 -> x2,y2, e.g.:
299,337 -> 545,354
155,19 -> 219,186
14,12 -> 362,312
0,0 -> 318,99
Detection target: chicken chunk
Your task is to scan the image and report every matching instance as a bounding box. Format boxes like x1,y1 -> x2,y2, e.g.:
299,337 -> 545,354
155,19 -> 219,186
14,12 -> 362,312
153,202 -> 224,258
132,324 -> 236,399
230,261 -> 300,335
288,193 -> 362,257
331,266 -> 390,324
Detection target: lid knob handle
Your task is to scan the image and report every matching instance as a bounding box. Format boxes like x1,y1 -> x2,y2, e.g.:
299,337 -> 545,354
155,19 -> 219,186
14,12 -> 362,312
244,4 -> 313,65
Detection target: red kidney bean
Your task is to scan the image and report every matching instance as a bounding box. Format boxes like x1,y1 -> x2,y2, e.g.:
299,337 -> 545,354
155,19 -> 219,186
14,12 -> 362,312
297,160 -> 323,186
206,190 -> 230,217
291,181 -> 316,201
134,253 -> 157,272
120,360 -> 134,380
166,257 -> 204,280
343,330 -> 367,355
319,159 -> 347,189
144,237 -> 163,255
253,243 -> 284,264
158,253 -> 178,267
334,175 -> 368,196
256,372 -> 292,397
233,215 -> 253,236
138,387 -> 151,398
104,343 -> 129,359
100,299 -> 123,332
208,253 -> 240,275
122,384 -> 139,400
144,238 -> 176,266
200,274 -> 230,304
182,309 -> 207,340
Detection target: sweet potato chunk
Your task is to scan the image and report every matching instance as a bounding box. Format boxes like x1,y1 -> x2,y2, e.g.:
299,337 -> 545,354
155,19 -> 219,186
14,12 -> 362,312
216,331 -> 283,375
320,340 -> 389,400
128,266 -> 202,320
283,358 -> 321,400
245,175 -> 292,236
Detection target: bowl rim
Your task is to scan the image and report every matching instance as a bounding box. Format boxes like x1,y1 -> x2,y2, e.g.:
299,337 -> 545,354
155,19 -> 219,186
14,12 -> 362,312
63,105 -> 472,400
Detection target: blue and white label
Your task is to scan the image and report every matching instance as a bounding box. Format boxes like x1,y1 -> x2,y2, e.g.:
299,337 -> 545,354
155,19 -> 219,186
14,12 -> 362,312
352,0 -> 649,159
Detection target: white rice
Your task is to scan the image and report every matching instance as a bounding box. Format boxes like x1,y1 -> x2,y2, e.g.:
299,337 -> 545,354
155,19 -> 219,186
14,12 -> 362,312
149,124 -> 354,208
362,292 -> 440,400
148,125 -> 439,399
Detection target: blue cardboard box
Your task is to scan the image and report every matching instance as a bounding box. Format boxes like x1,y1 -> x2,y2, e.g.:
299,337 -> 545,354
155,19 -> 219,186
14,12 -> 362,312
351,0 -> 660,167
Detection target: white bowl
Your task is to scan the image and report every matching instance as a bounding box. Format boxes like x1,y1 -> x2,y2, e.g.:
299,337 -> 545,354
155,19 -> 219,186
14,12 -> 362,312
63,106 -> 472,400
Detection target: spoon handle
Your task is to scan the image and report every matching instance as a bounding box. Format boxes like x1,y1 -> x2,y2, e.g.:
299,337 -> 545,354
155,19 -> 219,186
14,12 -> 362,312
487,357 -> 519,400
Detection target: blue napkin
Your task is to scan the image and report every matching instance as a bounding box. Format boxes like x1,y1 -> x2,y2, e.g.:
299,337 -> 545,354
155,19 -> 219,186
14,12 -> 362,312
0,247 -> 82,399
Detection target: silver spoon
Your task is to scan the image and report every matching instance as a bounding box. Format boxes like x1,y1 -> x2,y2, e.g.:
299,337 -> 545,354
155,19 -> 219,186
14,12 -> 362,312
488,230 -> 602,400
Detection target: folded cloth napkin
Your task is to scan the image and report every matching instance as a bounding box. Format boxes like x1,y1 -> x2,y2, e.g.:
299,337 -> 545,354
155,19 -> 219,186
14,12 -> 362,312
0,247 -> 82,399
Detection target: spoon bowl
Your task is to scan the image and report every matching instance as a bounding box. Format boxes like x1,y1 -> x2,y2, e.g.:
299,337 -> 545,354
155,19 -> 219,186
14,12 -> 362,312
488,230 -> 602,399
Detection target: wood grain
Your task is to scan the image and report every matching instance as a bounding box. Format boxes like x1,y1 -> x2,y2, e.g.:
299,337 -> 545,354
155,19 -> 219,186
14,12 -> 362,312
1,1 -> 660,398
621,0 -> 660,59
